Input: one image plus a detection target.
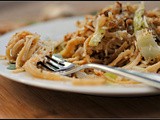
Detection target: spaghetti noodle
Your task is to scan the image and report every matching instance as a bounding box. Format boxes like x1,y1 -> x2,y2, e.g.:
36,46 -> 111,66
2,2 -> 160,85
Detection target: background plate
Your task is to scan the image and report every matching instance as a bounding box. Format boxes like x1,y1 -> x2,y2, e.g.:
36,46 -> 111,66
0,16 -> 160,97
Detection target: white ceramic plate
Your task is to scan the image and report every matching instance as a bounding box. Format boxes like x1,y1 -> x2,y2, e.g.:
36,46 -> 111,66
0,16 -> 160,97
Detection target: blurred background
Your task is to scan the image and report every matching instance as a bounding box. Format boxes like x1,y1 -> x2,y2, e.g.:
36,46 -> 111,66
0,1 -> 159,35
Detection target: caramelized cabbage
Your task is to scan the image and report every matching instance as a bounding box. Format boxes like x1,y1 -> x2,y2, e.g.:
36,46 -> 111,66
133,2 -> 146,32
133,2 -> 160,61
104,72 -> 117,79
89,15 -> 106,46
135,29 -> 160,60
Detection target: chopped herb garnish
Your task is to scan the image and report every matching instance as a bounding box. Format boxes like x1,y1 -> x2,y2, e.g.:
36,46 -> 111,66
7,63 -> 16,70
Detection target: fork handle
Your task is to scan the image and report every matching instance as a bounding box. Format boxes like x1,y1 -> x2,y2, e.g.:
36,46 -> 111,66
86,64 -> 160,89
61,63 -> 160,89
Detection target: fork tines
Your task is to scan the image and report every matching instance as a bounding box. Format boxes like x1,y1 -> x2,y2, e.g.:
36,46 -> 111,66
37,55 -> 64,71
37,55 -> 74,72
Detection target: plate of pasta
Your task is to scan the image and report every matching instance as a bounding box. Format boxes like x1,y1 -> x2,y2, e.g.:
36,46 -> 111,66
0,2 -> 160,96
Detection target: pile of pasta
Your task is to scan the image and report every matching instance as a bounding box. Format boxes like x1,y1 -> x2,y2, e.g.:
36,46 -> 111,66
2,2 -> 160,85
4,31 -> 107,85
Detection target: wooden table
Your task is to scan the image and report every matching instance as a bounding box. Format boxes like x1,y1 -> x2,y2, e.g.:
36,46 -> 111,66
0,1 -> 160,118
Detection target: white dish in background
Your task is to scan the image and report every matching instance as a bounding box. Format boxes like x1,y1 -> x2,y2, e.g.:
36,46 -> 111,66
0,16 -> 160,97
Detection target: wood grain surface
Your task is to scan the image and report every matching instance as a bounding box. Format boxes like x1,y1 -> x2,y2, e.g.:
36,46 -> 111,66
0,1 -> 160,118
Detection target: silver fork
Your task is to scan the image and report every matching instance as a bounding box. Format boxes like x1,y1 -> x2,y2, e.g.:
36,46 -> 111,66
37,55 -> 160,89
